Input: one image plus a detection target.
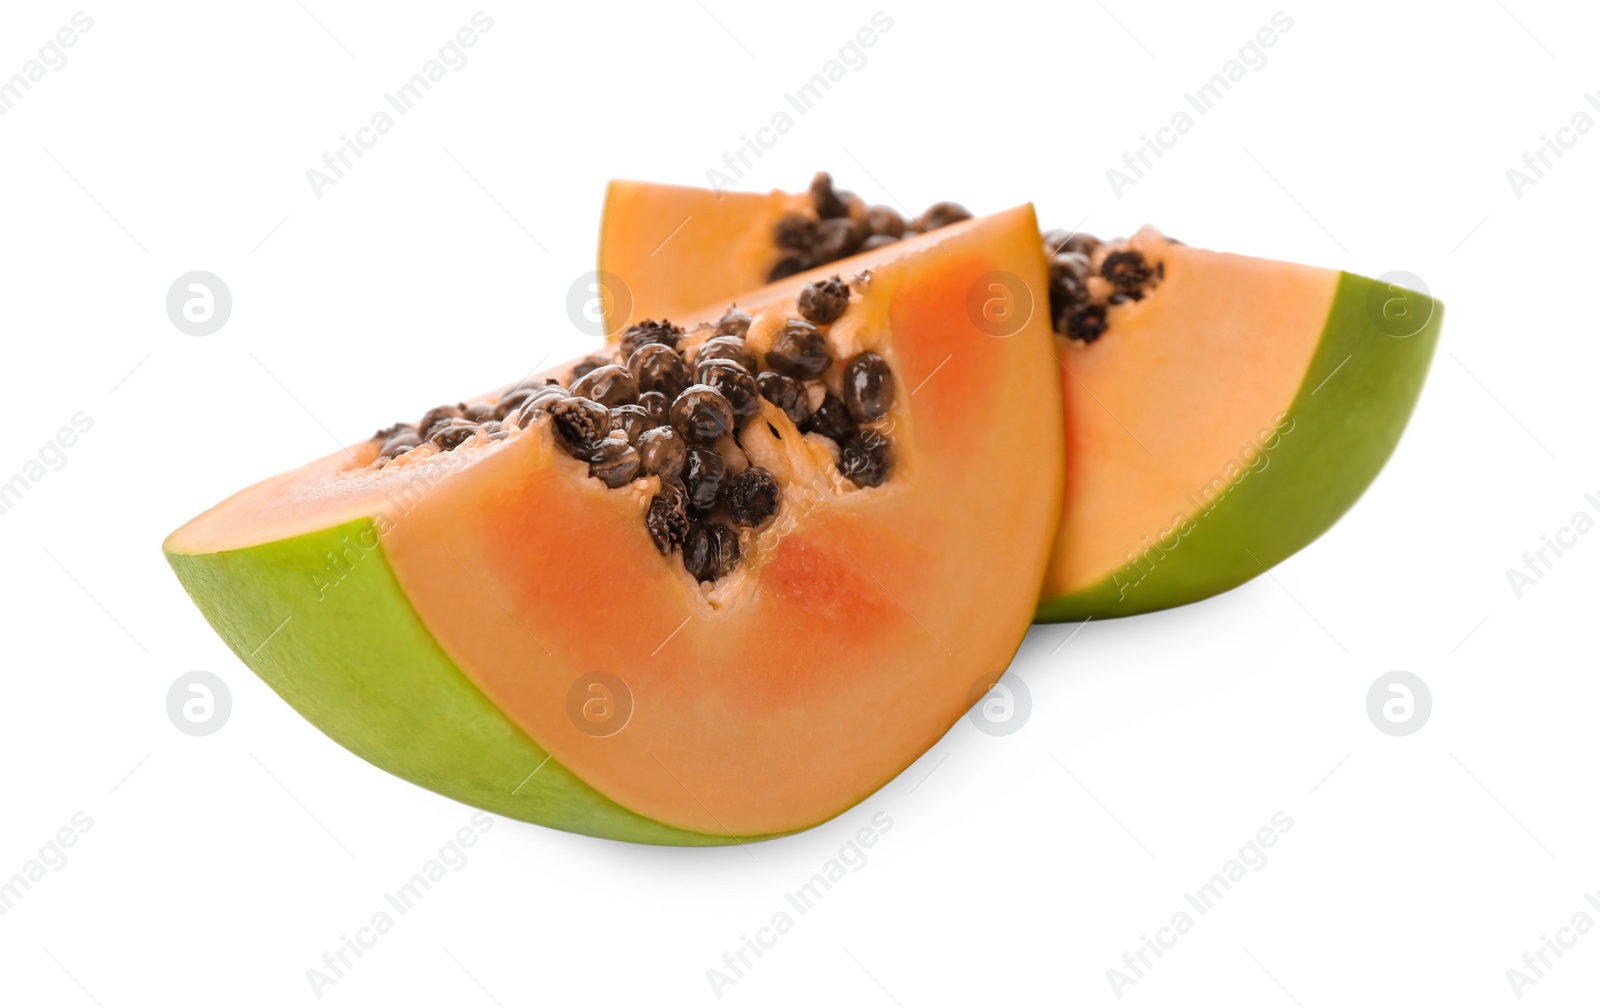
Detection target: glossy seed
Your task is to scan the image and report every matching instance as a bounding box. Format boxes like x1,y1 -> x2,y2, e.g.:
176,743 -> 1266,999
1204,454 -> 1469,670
810,171 -> 849,220
705,523 -> 740,579
864,205 -> 905,237
1050,251 -> 1093,284
529,383 -> 570,403
646,484 -> 690,555
500,407 -> 531,430
618,319 -> 683,359
694,358 -> 761,426
494,387 -> 537,420
1101,250 -> 1152,291
637,390 -> 669,427
810,217 -> 863,263
803,391 -> 856,444
797,276 -> 850,326
681,447 -> 727,512
460,401 -> 495,423
430,419 -> 480,451
513,385 -> 568,425
727,467 -> 780,528
549,396 -> 612,457
774,214 -> 816,252
609,404 -> 653,444
681,522 -> 713,580
1065,303 -> 1108,344
695,335 -> 758,373
572,364 -> 638,408
768,255 -> 810,283
766,319 -> 833,380
840,430 -> 893,487
417,404 -> 464,440
716,307 -> 753,338
500,378 -> 543,396
588,432 -> 640,488
1042,229 -> 1101,257
670,385 -> 735,445
568,354 -> 612,386
374,421 -> 414,442
505,380 -> 576,428
378,431 -> 420,459
860,234 -> 899,252
628,342 -> 690,399
842,351 -> 896,423
757,371 -> 812,426
915,202 -> 972,232
636,426 -> 687,481
1047,252 -> 1093,325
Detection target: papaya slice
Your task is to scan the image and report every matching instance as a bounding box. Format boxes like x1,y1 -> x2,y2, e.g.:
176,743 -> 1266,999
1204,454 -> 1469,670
165,204 -> 1063,844
597,174 -> 1442,620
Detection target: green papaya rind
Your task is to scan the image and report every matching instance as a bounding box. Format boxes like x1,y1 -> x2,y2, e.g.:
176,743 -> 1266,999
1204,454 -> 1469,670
1035,272 -> 1441,622
166,521 -> 768,846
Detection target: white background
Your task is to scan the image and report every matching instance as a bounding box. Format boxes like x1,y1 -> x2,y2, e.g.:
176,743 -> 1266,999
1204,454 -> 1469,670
1,1 -> 1595,1005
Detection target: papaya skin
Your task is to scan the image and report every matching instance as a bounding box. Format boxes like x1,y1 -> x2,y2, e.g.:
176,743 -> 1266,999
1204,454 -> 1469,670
593,180 -> 1442,622
166,520 -> 764,846
1036,271 -> 1441,621
163,204 -> 1065,843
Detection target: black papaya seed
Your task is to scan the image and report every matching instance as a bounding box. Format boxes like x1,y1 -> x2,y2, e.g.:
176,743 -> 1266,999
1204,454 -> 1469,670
796,276 -> 850,326
694,358 -> 761,426
757,371 -> 811,426
636,425 -> 688,482
628,343 -> 691,399
803,391 -> 856,444
549,396 -> 612,457
766,319 -> 833,381
716,307 -> 753,338
695,335 -> 759,374
682,447 -> 727,512
572,364 -> 639,409
588,432 -> 640,488
670,385 -> 735,445
726,467 -> 780,528
840,430 -> 893,487
841,351 -> 896,424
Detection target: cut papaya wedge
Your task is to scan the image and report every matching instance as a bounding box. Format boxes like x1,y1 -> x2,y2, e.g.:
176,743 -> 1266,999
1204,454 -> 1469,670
165,204 -> 1063,844
597,176 -> 1441,620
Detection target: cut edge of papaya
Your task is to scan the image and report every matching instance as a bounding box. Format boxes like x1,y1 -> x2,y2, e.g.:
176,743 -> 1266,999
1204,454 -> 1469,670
166,203 -> 1064,841
1036,269 -> 1442,621
167,519 -> 770,846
